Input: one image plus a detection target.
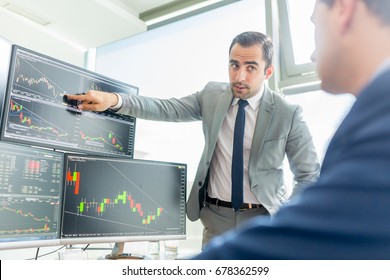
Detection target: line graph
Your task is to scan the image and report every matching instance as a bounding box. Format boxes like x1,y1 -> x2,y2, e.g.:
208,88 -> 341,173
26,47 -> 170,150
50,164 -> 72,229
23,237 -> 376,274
15,74 -> 66,100
1,204 -> 51,223
75,111 -> 132,153
79,131 -> 124,151
12,56 -> 79,104
3,46 -> 137,157
11,49 -> 138,104
0,196 -> 60,237
7,97 -> 73,141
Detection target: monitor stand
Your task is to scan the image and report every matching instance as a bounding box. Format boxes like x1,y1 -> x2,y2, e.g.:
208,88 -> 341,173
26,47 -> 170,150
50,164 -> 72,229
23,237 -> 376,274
104,242 -> 147,260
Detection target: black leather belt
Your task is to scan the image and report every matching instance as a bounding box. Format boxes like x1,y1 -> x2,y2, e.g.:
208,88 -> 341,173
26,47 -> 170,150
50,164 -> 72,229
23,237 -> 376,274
206,195 -> 262,210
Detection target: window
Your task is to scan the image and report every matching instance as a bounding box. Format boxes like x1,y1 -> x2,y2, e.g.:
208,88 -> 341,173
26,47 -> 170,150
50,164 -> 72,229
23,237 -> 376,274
276,0 -> 319,90
287,0 -> 316,65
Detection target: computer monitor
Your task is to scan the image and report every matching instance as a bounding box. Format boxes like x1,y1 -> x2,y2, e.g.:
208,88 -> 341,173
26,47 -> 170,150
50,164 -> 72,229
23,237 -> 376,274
60,154 -> 186,257
0,141 -> 64,249
0,45 -> 137,157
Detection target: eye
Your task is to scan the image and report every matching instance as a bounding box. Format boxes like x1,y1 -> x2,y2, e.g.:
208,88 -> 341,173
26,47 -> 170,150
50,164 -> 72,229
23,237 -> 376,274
248,66 -> 256,72
230,63 -> 239,69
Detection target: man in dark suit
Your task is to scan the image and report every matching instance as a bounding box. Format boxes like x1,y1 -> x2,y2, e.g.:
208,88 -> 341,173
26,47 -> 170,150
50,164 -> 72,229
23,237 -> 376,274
191,0 -> 390,259
65,32 -> 320,247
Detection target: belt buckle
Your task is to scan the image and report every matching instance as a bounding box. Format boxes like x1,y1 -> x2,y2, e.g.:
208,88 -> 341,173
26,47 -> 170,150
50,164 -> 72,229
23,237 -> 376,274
238,203 -> 252,211
239,203 -> 258,211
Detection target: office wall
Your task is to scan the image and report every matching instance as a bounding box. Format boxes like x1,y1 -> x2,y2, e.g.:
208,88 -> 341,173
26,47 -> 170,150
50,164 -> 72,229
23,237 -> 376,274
95,0 -> 266,248
286,91 -> 355,162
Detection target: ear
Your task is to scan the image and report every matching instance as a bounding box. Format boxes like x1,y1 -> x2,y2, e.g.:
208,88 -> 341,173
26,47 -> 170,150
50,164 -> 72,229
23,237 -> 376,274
265,64 -> 274,79
336,0 -> 358,34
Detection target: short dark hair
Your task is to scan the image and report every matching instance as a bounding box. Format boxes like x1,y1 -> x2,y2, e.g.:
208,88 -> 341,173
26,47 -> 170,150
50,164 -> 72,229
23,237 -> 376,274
318,0 -> 390,25
229,31 -> 274,70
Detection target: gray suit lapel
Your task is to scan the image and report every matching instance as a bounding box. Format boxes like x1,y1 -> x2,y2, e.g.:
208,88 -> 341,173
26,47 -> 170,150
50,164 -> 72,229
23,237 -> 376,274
208,88 -> 233,157
249,87 -> 275,168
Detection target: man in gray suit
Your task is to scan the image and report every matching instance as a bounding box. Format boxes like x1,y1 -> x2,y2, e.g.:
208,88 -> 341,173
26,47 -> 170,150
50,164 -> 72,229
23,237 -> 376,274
66,31 -> 320,246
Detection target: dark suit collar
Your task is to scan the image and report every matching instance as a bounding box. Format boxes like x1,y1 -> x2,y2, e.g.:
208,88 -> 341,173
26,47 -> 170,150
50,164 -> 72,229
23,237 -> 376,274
321,68 -> 390,170
369,57 -> 390,84
348,68 -> 390,115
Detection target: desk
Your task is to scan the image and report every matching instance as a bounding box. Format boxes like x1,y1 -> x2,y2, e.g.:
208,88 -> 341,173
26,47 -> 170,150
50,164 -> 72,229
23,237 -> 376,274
107,241 -> 199,260
0,240 -> 201,260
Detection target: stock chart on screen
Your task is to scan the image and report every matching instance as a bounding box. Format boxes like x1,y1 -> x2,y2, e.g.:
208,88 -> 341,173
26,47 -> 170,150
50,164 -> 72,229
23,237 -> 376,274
61,154 -> 186,244
1,45 -> 137,157
0,141 -> 63,249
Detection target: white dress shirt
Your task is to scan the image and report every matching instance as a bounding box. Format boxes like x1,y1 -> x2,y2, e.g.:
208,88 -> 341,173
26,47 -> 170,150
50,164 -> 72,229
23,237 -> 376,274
208,86 -> 264,204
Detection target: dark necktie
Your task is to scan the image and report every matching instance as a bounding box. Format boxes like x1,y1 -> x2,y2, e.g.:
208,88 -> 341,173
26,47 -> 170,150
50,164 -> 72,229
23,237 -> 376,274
231,99 -> 249,211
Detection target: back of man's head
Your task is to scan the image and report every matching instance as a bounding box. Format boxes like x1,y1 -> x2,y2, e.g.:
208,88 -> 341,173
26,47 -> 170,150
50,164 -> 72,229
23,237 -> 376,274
319,0 -> 390,25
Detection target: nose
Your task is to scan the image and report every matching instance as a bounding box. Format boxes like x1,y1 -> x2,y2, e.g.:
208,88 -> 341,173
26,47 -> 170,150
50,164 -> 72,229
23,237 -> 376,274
236,68 -> 247,82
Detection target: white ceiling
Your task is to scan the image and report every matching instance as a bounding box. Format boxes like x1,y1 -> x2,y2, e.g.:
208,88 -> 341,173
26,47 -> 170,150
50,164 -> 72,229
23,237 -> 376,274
0,0 -> 223,50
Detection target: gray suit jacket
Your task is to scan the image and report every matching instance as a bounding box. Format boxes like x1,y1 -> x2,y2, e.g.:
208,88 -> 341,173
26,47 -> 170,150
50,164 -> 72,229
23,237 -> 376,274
117,82 -> 320,221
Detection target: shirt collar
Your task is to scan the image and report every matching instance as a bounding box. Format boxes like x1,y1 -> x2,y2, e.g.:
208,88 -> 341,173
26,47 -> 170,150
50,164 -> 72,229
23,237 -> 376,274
231,84 -> 264,110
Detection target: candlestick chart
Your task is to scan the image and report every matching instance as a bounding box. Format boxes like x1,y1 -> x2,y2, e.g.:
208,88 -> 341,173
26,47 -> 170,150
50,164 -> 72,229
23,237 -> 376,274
61,155 -> 186,240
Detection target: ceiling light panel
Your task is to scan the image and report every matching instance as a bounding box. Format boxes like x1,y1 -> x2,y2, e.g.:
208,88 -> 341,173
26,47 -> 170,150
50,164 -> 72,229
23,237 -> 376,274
5,3 -> 51,25
0,0 -> 10,7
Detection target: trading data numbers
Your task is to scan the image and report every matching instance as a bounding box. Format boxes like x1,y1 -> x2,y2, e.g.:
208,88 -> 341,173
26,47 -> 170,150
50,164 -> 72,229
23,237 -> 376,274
0,143 -> 63,241
2,46 -> 137,156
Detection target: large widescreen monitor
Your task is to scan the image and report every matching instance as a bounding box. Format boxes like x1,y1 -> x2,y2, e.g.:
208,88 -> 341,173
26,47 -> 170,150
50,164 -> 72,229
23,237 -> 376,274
0,141 -> 64,249
60,154 -> 187,252
1,45 -> 137,157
